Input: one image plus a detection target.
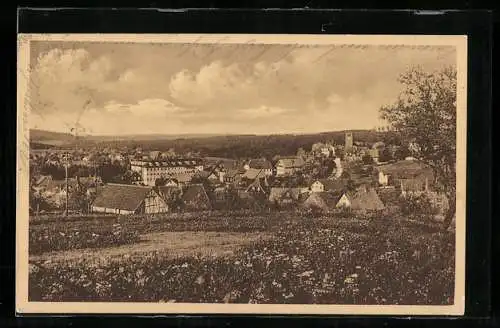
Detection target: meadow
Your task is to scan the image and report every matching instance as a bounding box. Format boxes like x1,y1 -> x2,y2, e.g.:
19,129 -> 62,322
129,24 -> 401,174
28,211 -> 455,305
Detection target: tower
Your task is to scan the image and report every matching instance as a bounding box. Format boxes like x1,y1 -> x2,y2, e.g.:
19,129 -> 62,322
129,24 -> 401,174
345,132 -> 353,151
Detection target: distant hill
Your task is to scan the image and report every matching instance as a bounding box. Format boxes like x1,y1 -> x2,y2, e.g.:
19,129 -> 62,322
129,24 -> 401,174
29,128 -> 401,159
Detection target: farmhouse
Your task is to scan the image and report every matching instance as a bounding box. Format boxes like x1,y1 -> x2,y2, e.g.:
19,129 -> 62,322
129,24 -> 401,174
91,183 -> 168,215
242,168 -> 267,180
275,157 -> 306,176
338,187 -> 386,212
223,169 -> 242,184
376,160 -> 434,185
269,187 -> 307,207
244,159 -> 273,176
302,191 -> 343,212
181,184 -> 212,211
246,177 -> 269,194
302,187 -> 385,213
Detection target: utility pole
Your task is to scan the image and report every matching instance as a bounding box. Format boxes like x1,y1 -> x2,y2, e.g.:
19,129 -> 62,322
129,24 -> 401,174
65,151 -> 69,217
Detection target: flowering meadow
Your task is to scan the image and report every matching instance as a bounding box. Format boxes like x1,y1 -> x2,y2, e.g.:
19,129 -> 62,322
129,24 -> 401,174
29,211 -> 279,254
29,214 -> 455,305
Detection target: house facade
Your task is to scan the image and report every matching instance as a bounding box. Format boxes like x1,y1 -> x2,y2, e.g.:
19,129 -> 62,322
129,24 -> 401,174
275,157 -> 305,176
130,159 -> 203,186
91,183 -> 168,215
244,159 -> 273,176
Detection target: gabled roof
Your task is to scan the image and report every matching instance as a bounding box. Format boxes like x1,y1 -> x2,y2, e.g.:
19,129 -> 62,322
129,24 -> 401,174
376,160 -> 434,180
248,159 -> 273,170
348,188 -> 385,211
269,187 -> 303,202
166,172 -> 196,183
246,178 -> 267,193
204,157 -> 239,170
242,168 -> 266,180
91,183 -> 153,211
182,184 -> 211,209
277,157 -> 305,168
303,191 -> 343,210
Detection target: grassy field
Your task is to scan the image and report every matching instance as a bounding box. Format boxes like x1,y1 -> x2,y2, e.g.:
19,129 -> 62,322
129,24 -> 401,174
29,212 -> 455,305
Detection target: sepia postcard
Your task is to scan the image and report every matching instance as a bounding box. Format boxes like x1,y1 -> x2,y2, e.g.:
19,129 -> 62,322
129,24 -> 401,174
17,34 -> 467,315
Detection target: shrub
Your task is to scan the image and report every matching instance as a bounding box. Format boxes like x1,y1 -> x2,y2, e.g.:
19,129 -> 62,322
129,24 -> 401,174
400,193 -> 440,220
29,222 -> 140,255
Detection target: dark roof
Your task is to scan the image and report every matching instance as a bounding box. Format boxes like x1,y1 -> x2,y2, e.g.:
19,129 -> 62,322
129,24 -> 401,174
182,184 -> 211,209
277,157 -> 305,168
315,179 -> 346,192
248,159 -> 273,170
269,187 -> 303,202
348,188 -> 385,211
166,172 -> 195,183
376,160 -> 434,180
242,168 -> 266,180
204,157 -> 239,170
303,191 -> 342,210
92,184 -> 152,211
246,178 -> 268,193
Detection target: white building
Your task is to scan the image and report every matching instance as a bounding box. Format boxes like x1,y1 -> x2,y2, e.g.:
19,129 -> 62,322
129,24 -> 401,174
378,171 -> 389,186
130,159 -> 203,186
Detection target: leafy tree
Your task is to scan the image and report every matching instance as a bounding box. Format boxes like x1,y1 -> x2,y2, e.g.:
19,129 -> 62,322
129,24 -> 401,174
380,66 -> 457,229
362,154 -> 374,165
155,177 -> 166,186
68,183 -> 89,213
394,146 -> 411,161
378,148 -> 393,162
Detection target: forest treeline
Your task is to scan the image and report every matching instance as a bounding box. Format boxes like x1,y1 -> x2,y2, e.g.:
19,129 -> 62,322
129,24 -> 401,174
30,129 -> 401,160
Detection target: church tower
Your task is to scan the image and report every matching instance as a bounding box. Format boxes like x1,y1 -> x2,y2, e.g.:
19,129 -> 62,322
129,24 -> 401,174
345,132 -> 353,151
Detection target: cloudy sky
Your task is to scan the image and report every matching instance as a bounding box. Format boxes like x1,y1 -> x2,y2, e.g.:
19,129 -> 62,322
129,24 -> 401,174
27,41 -> 456,136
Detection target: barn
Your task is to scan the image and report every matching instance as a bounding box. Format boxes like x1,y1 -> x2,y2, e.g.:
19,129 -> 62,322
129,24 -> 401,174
91,183 -> 168,215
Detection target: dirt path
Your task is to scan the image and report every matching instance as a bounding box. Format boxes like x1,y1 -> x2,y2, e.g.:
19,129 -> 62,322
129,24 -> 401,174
29,231 -> 273,266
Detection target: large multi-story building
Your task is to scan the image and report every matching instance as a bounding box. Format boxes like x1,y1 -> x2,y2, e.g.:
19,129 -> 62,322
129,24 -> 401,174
130,158 -> 204,186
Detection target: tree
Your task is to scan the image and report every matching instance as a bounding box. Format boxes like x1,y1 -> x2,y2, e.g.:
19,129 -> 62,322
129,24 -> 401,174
380,66 -> 457,229
378,147 -> 393,163
362,154 -> 374,165
155,177 -> 166,186
394,146 -> 411,161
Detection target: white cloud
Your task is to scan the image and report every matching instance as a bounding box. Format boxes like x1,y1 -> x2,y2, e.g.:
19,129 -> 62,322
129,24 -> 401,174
30,43 -> 456,135
238,105 -> 289,119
